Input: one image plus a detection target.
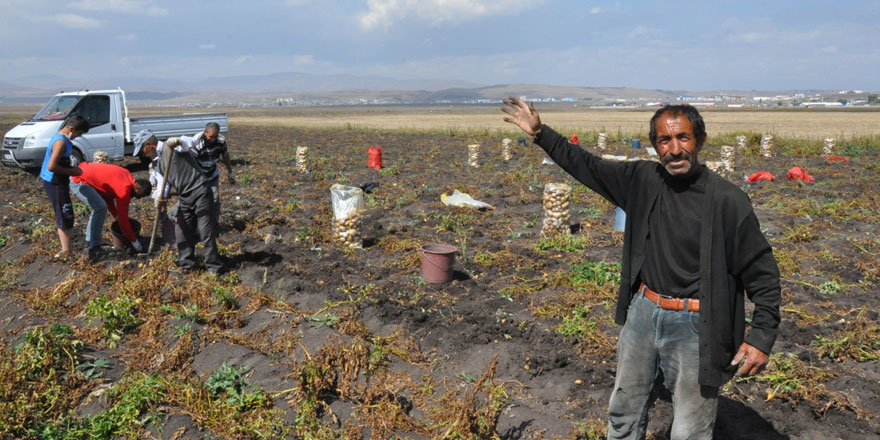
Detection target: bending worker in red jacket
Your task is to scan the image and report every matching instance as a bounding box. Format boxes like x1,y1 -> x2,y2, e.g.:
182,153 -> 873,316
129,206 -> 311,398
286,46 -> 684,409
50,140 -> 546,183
71,162 -> 151,257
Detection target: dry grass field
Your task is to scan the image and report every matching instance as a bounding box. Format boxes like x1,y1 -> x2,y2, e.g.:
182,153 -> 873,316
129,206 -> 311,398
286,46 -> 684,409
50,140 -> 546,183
4,104 -> 880,140
223,106 -> 880,140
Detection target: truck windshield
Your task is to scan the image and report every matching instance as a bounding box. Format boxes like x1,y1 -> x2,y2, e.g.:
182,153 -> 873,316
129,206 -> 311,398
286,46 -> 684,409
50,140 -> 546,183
31,95 -> 82,121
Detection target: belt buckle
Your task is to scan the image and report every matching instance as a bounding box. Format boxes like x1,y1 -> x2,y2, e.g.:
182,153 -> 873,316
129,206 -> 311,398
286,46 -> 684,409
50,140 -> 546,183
657,293 -> 682,311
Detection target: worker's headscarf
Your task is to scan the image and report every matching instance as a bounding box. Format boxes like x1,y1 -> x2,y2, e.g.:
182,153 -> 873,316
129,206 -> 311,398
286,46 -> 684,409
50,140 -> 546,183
132,129 -> 154,156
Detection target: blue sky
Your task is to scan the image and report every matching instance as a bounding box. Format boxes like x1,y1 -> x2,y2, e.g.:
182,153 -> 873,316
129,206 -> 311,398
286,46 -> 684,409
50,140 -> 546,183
1,0 -> 877,91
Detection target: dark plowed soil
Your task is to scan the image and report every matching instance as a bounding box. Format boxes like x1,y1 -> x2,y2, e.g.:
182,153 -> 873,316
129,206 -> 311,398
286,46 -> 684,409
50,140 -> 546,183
1,117 -> 878,439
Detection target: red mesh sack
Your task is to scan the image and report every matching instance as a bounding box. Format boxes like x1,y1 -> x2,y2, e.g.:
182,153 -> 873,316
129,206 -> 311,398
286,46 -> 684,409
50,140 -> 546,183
569,134 -> 580,145
825,156 -> 849,162
747,171 -> 774,182
786,166 -> 814,182
368,145 -> 383,169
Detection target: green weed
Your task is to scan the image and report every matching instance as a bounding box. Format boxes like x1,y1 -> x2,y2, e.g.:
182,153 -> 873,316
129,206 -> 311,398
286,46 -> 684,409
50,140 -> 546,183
75,358 -> 111,380
556,305 -> 597,340
782,224 -> 815,243
310,313 -> 340,329
435,212 -> 474,234
569,261 -> 621,287
379,165 -> 400,176
29,373 -> 164,440
0,262 -> 21,290
571,416 -> 607,440
812,308 -> 880,362
536,234 -> 591,252
205,363 -> 268,411
275,200 -> 300,215
84,293 -> 143,347
213,286 -> 238,310
14,324 -> 82,380
296,226 -> 315,242
160,303 -> 204,324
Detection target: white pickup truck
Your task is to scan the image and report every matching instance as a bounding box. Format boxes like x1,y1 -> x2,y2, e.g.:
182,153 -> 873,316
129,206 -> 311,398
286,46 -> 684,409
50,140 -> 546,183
1,88 -> 227,169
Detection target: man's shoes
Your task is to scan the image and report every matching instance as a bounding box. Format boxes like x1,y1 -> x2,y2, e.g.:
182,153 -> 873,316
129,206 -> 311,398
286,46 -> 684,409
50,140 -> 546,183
206,265 -> 224,276
52,251 -> 72,262
88,247 -> 109,262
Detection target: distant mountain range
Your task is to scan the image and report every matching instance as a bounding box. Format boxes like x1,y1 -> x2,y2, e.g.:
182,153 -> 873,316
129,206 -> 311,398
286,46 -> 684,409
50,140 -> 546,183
0,71 -> 836,106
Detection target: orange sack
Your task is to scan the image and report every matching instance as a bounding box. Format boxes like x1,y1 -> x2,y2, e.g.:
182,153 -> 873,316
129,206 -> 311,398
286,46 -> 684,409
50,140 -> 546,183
368,145 -> 383,169
786,166 -> 814,182
747,171 -> 774,182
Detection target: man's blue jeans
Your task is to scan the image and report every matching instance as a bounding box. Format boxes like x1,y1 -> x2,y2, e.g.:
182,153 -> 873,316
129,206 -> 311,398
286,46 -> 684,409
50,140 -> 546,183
70,182 -> 107,250
607,289 -> 718,440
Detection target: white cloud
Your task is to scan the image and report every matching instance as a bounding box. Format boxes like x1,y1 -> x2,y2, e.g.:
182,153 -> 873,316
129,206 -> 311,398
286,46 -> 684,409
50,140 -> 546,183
821,45 -> 838,54
359,0 -> 541,30
71,0 -> 168,16
199,44 -> 216,50
116,33 -> 137,41
627,26 -> 659,40
728,32 -> 767,43
38,13 -> 103,30
590,7 -> 600,14
285,0 -> 316,5
294,54 -> 315,66
234,56 -> 253,65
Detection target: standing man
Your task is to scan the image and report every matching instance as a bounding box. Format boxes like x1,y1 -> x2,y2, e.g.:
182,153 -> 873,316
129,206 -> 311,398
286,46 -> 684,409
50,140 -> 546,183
134,130 -> 223,274
188,122 -> 235,224
502,99 -> 781,439
71,162 -> 152,259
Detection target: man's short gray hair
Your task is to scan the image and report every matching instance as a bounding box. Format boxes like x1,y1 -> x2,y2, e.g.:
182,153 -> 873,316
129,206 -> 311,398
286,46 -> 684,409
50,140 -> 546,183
205,122 -> 220,133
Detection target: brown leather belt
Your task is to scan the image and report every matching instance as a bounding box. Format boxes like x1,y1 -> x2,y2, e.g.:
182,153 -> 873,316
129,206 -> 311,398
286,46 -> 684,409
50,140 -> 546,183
640,283 -> 700,312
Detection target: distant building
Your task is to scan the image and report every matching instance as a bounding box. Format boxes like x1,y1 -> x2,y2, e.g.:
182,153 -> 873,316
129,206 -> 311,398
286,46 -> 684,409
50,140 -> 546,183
799,102 -> 844,107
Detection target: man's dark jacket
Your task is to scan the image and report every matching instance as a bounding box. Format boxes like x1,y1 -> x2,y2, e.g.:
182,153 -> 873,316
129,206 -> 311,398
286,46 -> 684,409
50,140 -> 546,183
535,125 -> 781,387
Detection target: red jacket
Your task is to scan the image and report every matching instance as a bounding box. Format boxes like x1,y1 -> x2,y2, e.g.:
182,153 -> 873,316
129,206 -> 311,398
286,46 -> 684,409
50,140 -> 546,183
72,163 -> 138,242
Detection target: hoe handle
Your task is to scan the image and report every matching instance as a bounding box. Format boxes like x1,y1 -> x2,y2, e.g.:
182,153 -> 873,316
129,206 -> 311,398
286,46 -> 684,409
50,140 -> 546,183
148,147 -> 175,254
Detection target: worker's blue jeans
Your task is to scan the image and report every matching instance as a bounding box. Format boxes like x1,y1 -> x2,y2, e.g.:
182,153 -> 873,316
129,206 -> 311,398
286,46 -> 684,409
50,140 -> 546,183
70,182 -> 107,250
607,290 -> 718,440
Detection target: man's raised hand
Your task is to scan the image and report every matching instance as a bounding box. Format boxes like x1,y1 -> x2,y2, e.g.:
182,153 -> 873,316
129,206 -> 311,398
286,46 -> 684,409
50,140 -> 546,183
501,96 -> 542,137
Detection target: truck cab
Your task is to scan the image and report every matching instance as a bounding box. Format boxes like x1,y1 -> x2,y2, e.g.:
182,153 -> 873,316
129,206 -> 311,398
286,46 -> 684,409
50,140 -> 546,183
2,88 -> 227,169
2,90 -> 125,167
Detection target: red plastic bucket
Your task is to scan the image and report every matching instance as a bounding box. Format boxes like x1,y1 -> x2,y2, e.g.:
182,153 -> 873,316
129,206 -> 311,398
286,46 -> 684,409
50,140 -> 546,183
419,244 -> 457,283
110,218 -> 141,249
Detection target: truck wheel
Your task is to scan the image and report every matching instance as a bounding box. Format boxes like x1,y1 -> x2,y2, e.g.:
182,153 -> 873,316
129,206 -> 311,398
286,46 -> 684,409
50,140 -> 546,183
71,149 -> 84,166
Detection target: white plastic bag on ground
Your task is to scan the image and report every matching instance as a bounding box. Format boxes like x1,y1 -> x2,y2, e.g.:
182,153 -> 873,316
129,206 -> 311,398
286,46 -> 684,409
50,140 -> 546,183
441,189 -> 495,210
